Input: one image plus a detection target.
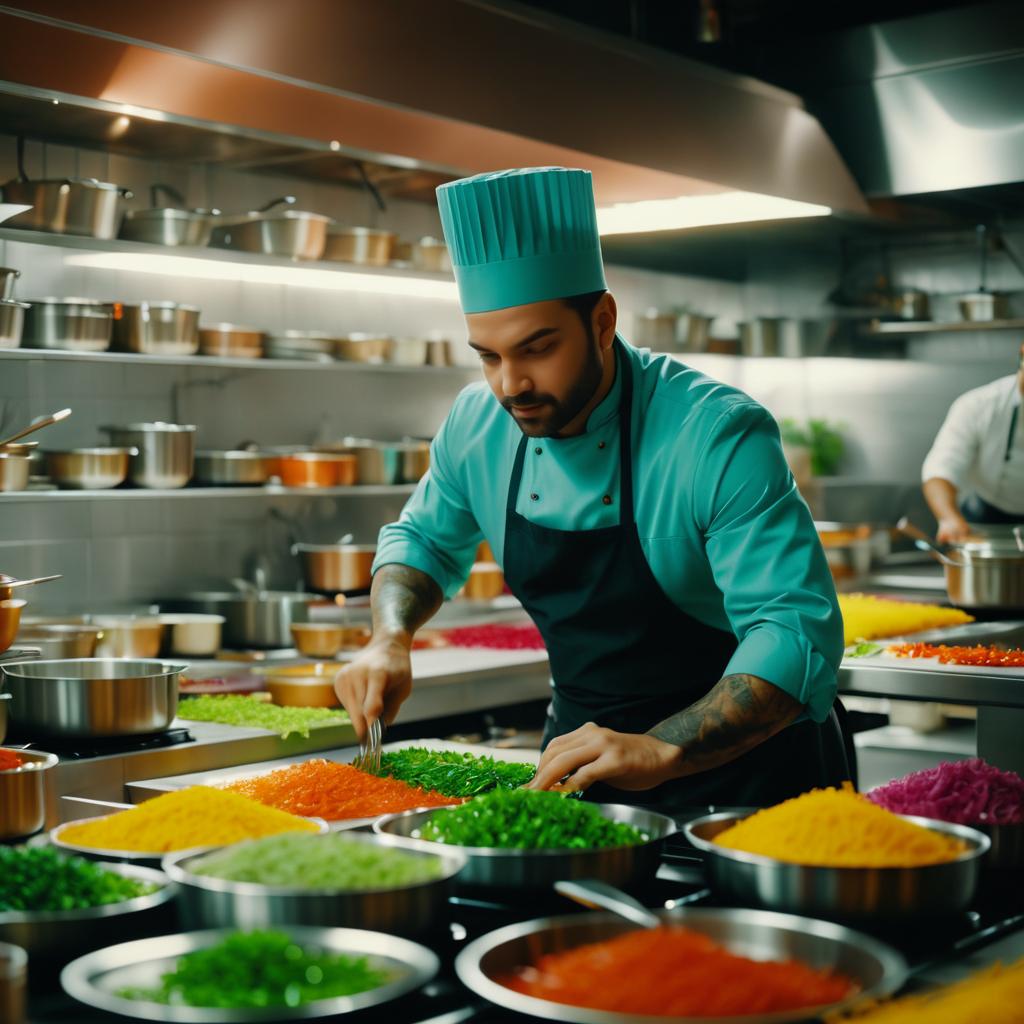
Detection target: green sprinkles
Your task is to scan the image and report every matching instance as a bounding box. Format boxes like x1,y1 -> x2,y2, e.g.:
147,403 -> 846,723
376,746 -> 536,797
177,695 -> 348,738
117,930 -> 389,1009
416,788 -> 650,850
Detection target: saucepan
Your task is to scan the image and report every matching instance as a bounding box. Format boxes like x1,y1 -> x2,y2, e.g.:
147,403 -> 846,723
210,196 -> 332,260
119,184 -> 220,247
292,541 -> 376,594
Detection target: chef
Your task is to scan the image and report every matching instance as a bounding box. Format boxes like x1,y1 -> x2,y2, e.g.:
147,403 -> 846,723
922,344 -> 1024,542
335,167 -> 848,810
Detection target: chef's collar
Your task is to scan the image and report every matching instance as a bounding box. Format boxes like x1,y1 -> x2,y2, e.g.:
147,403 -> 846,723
578,338 -> 622,435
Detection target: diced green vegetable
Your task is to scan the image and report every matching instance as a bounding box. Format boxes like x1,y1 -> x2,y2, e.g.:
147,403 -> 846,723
177,695 -> 348,738
376,746 -> 535,797
847,641 -> 883,658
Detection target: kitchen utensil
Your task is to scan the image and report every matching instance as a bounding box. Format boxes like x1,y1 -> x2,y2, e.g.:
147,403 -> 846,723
119,184 -> 220,247
0,268 -> 19,301
292,542 -> 376,593
157,614 -> 225,657
389,337 -> 429,366
265,330 -> 336,361
0,749 -> 59,840
684,810 -> 988,919
632,308 -> 678,351
462,562 -> 504,600
110,301 -> 200,355
816,521 -> 892,581
102,423 -> 197,489
411,236 -> 451,272
323,227 -> 397,266
0,407 -> 72,449
739,317 -> 781,356
1,658 -> 184,738
0,454 -> 30,492
0,600 -> 27,654
677,312 -> 713,352
46,447 -> 136,489
0,574 -> 62,601
265,670 -> 339,708
354,717 -> 383,773
0,694 -> 8,743
455,907 -> 907,1024
335,332 -> 393,363
161,590 -> 315,649
425,334 -> 453,367
0,299 -> 28,349
893,289 -> 930,320
15,624 -> 102,659
278,452 -> 357,488
91,617 -> 164,659
198,323 -> 266,358
193,450 -> 272,486
289,622 -> 346,658
22,298 -> 113,351
375,803 -> 675,891
778,318 -> 833,357
554,879 -> 660,929
959,223 -> 1008,321
61,926 -> 440,1022
326,438 -> 430,485
210,195 -> 332,260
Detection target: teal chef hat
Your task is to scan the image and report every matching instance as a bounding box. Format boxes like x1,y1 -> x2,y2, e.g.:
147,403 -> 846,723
436,167 -> 607,314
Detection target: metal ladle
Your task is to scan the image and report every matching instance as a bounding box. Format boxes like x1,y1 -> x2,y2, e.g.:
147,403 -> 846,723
0,408 -> 72,447
555,879 -> 662,929
895,517 -> 959,566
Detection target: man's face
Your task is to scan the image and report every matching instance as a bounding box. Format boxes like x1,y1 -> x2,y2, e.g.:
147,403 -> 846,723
466,298 -> 609,437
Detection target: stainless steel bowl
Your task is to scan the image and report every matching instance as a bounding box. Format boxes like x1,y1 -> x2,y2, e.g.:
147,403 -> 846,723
163,832 -> 465,936
111,301 -> 201,355
91,616 -> 164,658
4,177 -> 131,239
265,331 -> 336,362
335,333 -> 393,363
194,450 -> 272,486
0,863 -> 175,959
292,543 -> 376,594
61,926 -> 440,1022
211,209 -> 332,260
958,290 -> 1008,321
456,906 -> 907,1024
1,659 -> 184,738
374,803 -> 675,891
0,749 -> 58,840
22,298 -> 113,351
102,423 -> 197,489
327,438 -> 430,484
389,337 -> 429,366
157,614 -> 224,657
323,227 -> 396,266
120,208 -> 218,247
15,624 -> 102,659
684,811 -> 989,919
46,447 -> 135,490
0,454 -> 30,492
198,324 -> 266,358
0,299 -> 28,349
161,592 -> 314,649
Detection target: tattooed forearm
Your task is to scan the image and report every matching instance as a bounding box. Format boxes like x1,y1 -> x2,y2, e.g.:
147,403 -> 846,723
647,674 -> 801,776
371,563 -> 443,643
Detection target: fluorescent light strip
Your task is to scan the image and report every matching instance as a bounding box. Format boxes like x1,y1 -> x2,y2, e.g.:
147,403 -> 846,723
64,252 -> 460,301
596,191 -> 831,235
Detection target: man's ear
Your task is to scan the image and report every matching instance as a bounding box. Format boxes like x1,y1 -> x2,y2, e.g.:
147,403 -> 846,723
595,292 -> 618,350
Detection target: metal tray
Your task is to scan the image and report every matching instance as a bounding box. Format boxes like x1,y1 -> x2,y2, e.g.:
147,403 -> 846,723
455,906 -> 907,1024
61,925 -> 440,1021
374,802 -> 676,890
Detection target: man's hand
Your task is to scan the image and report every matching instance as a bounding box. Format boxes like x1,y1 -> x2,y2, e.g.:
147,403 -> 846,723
334,636 -> 412,742
936,514 -> 971,544
527,723 -> 682,793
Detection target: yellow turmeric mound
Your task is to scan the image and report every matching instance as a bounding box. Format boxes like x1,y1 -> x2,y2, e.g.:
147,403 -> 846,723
58,785 -> 319,853
838,594 -> 972,646
714,786 -> 967,867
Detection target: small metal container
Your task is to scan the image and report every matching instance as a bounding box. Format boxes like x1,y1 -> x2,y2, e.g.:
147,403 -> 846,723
1,659 -> 184,738
0,941 -> 26,1024
14,624 -> 102,659
335,332 -> 394,363
461,562 -> 505,601
0,299 -> 28,349
265,330 -> 336,361
0,454 -> 29,493
959,290 -> 1008,321
198,323 -> 266,358
332,439 -> 430,485
120,208 -> 218,247
46,447 -> 135,490
293,543 -> 376,593
211,208 -> 332,260
894,289 -> 930,320
411,236 -> 451,272
632,308 -> 678,350
290,622 -> 350,658
0,267 -> 20,301
22,298 -> 113,351
375,803 -> 676,891
3,177 -> 132,239
739,317 -> 781,356
161,592 -> 314,649
194,450 -> 273,486
0,600 -> 26,654
110,301 -> 200,355
91,617 -> 164,659
389,337 -> 429,366
157,614 -> 224,657
684,811 -> 989,920
323,227 -> 396,266
425,335 -> 453,367
103,422 -> 197,489
0,749 -> 59,840
278,452 -> 357,488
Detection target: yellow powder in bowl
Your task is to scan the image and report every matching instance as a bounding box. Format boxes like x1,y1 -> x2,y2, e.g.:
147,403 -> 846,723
57,785 -> 319,853
713,785 -> 968,868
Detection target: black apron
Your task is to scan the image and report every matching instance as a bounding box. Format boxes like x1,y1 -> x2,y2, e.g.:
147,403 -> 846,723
502,343 -> 848,813
960,404 -> 1024,525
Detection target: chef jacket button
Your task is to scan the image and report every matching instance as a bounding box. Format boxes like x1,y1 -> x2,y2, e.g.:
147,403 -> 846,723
597,441 -> 606,449
534,447 -> 542,455
530,492 -> 539,501
602,494 -> 612,505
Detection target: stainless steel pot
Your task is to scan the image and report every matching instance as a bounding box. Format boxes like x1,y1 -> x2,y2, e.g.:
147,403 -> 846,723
0,268 -> 20,301
389,338 -> 429,366
157,614 -> 224,657
3,178 -> 133,239
959,290 -> 1008,321
110,301 -> 200,355
739,317 -> 781,356
210,196 -> 332,260
46,447 -> 136,490
0,749 -> 58,840
632,309 -> 678,350
893,289 -> 930,320
292,543 -> 376,593
425,335 -> 453,367
323,227 -> 396,266
265,331 -> 335,361
0,659 -> 184,738
329,438 -> 430,484
0,300 -> 29,349
161,590 -> 315,649
193,450 -> 272,486
335,333 -> 393,363
14,625 -> 102,659
778,318 -> 833,357
91,617 -> 164,659
0,454 -> 30,492
0,694 -> 8,743
119,185 -> 219,247
22,298 -> 113,351
677,313 -> 713,352
411,237 -> 451,272
102,423 -> 196,489
198,323 -> 265,358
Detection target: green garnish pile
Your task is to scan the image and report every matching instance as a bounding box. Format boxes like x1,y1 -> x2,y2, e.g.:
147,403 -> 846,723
417,788 -> 649,850
177,695 -> 348,738
189,832 -> 444,890
0,846 -> 158,912
117,930 -> 389,1009
377,746 -> 536,797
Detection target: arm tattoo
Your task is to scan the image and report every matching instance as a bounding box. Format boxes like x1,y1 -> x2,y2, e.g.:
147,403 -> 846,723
647,673 -> 802,776
371,563 -> 443,641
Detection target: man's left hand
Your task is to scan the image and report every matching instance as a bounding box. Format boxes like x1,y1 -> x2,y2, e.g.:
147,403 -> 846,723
527,722 -> 682,793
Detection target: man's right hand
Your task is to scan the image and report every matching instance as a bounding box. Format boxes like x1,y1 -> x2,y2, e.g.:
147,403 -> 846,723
936,514 -> 971,544
334,635 -> 413,741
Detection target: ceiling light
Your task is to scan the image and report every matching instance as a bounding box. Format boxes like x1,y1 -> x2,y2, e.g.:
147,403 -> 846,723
596,191 -> 831,235
63,251 -> 459,301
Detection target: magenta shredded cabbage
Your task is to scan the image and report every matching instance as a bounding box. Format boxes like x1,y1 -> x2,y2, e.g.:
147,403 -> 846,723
867,758 -> 1024,826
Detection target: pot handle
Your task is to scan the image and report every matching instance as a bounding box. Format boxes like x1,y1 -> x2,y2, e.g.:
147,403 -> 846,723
257,194 -> 297,214
895,517 -> 958,566
151,183 -> 185,208
15,135 -> 28,183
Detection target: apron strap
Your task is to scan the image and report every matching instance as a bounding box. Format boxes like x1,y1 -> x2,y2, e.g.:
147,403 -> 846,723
507,434 -> 529,514
1006,404 -> 1019,462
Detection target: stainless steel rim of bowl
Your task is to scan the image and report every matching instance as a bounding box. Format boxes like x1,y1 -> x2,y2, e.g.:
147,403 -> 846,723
1,658 -> 187,681
0,750 -> 58,774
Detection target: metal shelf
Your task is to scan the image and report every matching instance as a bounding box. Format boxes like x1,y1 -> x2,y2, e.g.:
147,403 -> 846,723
0,484 -> 416,503
865,318 -> 1024,336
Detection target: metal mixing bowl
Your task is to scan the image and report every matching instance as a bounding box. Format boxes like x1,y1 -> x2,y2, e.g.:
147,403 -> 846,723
0,749 -> 58,840
374,803 -> 675,891
46,447 -> 136,489
14,624 -> 102,659
684,810 -> 989,919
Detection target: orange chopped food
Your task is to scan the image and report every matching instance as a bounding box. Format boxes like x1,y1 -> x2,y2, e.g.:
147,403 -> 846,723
888,642 -> 1024,667
225,759 -> 461,820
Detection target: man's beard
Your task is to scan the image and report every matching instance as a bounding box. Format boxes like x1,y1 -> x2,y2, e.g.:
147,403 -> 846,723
502,339 -> 604,437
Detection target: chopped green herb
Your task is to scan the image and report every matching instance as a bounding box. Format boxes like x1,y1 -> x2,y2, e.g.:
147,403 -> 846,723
376,746 -> 535,797
177,695 -> 348,738
847,641 -> 883,658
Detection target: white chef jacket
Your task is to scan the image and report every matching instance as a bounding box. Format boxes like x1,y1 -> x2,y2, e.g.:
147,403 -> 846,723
922,374 -> 1024,514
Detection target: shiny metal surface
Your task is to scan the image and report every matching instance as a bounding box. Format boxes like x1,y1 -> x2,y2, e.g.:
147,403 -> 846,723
0,267 -> 19,301
14,624 -> 101,659
389,337 -> 429,366
375,803 -> 675,891
0,940 -> 26,1024
0,574 -> 62,602
0,749 -> 58,840
46,447 -> 135,489
197,323 -> 265,358
158,614 -> 224,657
335,333 -> 393,363
120,207 -> 216,247
265,331 -> 335,359
61,925 -> 440,1022
959,291 -> 1008,322
0,599 -> 25,653
3,177 -> 130,239
103,422 -> 197,489
193,450 -> 272,486
292,543 -> 375,594
945,556 -> 1024,609
211,209 -> 332,260
739,318 -> 780,356
92,617 -> 164,659
110,302 -> 200,355
162,592 -> 314,649
0,694 -> 9,742
289,623 -> 345,658
22,297 -> 112,351
0,863 -> 175,958
0,298 -> 27,348
1,659 -> 184,738
323,227 -> 396,266
456,907 -> 907,1024
411,237 -> 451,273
554,879 -> 660,929
163,832 -> 465,935
327,439 -> 430,485
684,811 -> 988,919
777,318 -> 832,357
0,454 -> 30,492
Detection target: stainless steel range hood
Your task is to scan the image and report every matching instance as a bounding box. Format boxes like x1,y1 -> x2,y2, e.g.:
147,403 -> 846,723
0,0 -> 867,215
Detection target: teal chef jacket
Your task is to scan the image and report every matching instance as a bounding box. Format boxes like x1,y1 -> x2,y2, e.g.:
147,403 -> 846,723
373,338 -> 843,723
